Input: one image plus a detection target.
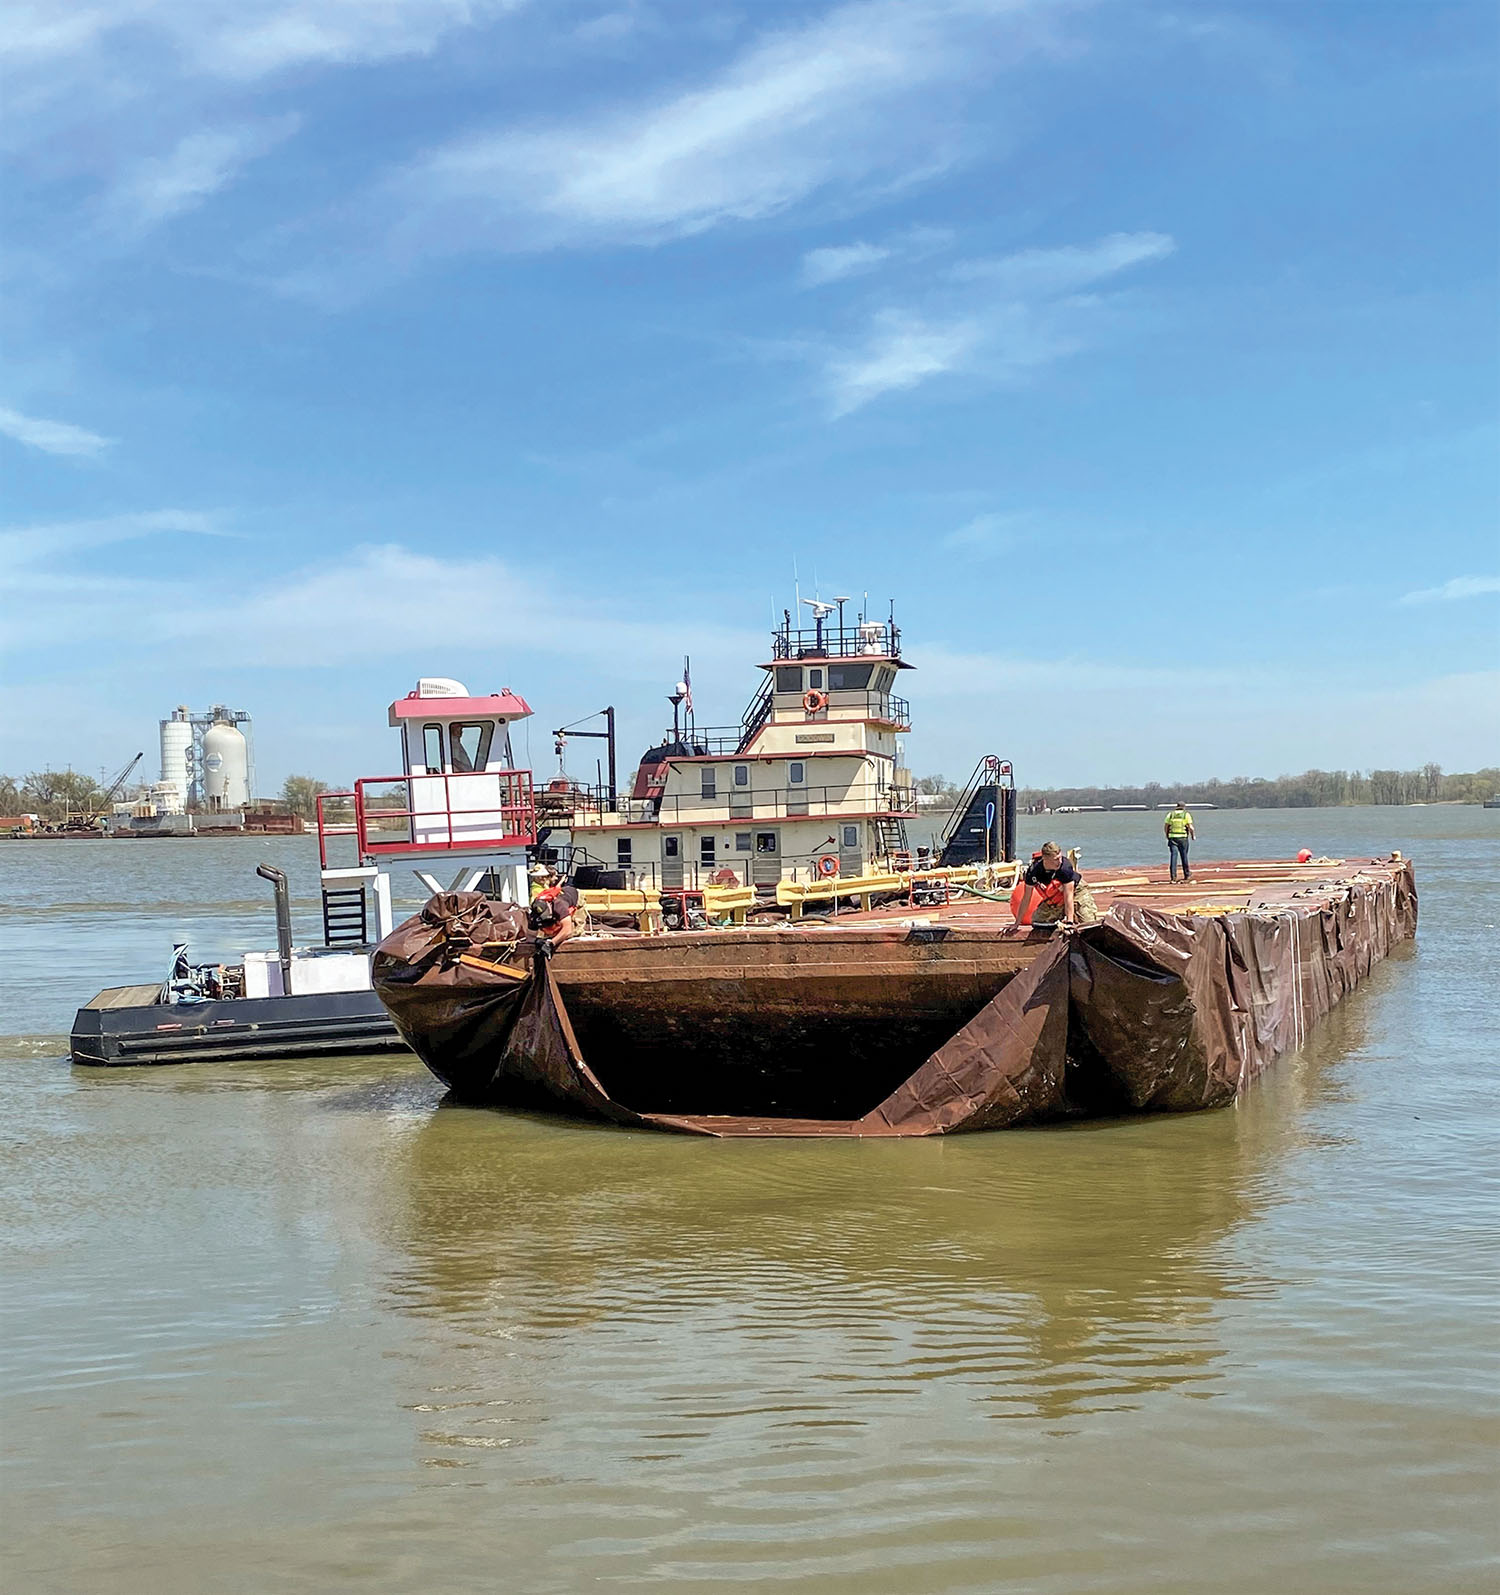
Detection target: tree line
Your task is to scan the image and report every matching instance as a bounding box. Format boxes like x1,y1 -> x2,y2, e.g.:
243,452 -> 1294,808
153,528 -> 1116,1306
1009,765 -> 1499,810
0,770 -> 335,822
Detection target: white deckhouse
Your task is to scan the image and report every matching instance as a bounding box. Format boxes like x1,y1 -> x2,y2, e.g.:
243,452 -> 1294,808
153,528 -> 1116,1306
559,603 -> 918,890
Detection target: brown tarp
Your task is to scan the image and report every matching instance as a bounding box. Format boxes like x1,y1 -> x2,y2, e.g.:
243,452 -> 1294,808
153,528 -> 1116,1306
372,863 -> 1417,1138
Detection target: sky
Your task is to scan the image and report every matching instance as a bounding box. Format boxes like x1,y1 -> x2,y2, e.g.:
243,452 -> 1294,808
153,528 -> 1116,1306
2,0 -> 1497,795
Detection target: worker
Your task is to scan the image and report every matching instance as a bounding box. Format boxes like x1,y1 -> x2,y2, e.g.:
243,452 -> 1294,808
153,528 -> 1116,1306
528,863 -> 586,942
1016,842 -> 1079,926
1163,800 -> 1195,882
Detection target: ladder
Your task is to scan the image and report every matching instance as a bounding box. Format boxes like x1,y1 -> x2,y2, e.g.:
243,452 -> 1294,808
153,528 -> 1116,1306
321,886 -> 369,947
872,814 -> 909,858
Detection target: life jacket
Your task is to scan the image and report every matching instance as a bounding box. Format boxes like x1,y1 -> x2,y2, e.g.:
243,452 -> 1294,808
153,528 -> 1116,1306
529,884 -> 575,935
1009,877 -> 1064,926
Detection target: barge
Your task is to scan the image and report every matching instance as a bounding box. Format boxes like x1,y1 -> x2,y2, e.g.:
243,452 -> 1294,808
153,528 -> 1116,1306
373,853 -> 1417,1135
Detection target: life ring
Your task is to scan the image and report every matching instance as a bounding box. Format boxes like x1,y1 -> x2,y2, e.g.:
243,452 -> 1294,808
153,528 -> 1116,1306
815,854 -> 841,879
802,689 -> 828,713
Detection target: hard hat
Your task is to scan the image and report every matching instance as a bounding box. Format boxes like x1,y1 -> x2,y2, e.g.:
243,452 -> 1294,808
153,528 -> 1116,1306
528,862 -> 551,878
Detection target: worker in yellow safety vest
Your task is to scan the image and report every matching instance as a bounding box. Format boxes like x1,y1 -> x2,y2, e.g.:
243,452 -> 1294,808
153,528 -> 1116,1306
1163,802 -> 1195,882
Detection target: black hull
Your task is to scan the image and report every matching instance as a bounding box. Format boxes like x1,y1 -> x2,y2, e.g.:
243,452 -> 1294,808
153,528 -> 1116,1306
70,987 -> 405,1066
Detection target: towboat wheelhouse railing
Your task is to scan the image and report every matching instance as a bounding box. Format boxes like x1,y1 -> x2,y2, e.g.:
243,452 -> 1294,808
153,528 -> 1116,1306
315,771 -> 537,865
771,612 -> 901,662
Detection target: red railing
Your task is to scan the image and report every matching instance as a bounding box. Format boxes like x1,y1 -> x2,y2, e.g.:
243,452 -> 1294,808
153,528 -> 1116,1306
315,772 -> 536,865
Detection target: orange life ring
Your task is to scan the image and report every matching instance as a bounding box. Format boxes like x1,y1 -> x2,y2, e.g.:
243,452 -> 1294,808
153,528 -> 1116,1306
802,689 -> 828,713
816,854 -> 840,879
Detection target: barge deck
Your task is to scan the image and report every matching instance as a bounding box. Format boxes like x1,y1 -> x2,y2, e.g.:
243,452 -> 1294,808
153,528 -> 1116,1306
373,853 -> 1418,1136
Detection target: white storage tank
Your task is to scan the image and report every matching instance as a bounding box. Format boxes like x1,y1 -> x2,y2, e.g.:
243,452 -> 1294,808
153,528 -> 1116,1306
202,720 -> 250,810
159,708 -> 193,810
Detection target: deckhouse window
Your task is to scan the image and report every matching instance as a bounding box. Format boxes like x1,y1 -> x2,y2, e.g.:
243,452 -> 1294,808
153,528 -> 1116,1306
616,838 -> 632,867
733,765 -> 749,786
788,762 -> 805,785
449,722 -> 494,774
827,663 -> 872,691
735,833 -> 752,851
843,825 -> 859,849
699,835 -> 716,865
775,666 -> 802,693
422,724 -> 444,772
701,767 -> 717,799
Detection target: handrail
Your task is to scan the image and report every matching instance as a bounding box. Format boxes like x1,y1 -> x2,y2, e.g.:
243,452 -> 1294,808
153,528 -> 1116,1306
317,771 -> 537,862
936,754 -> 1014,856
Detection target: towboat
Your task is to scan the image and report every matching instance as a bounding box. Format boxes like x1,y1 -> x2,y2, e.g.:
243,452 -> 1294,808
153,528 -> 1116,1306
71,677 -> 545,1066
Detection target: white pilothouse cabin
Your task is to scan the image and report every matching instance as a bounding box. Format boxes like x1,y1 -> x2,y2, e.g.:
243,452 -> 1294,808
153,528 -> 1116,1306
553,601 -> 920,890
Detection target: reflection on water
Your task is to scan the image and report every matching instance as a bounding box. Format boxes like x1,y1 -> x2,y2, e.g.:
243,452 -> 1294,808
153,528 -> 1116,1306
1,809 -> 1496,1593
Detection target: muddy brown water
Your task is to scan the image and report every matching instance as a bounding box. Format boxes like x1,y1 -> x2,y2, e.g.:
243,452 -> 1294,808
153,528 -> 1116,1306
1,809 -> 1496,1593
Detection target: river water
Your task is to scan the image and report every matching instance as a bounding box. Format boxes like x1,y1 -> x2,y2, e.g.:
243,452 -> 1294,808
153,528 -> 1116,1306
1,808 -> 1496,1593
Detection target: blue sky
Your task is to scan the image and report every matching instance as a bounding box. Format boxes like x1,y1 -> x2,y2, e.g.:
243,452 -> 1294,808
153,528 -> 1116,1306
2,0 -> 1496,793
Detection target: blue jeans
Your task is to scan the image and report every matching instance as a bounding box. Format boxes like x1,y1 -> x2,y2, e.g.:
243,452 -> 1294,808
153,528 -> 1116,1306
1168,836 -> 1191,880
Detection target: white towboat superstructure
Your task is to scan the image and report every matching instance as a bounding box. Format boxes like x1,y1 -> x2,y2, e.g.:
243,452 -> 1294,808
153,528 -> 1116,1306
552,604 -> 923,889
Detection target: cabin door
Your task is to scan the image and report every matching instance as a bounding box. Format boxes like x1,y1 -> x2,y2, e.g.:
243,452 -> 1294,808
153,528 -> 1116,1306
752,829 -> 780,887
661,834 -> 684,889
838,822 -> 864,879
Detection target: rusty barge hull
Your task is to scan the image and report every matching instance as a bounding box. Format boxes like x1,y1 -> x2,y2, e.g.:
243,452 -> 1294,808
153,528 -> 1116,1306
371,857 -> 1417,1137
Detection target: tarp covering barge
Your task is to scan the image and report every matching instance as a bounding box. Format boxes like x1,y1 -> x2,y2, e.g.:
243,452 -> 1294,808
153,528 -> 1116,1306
371,856 -> 1417,1137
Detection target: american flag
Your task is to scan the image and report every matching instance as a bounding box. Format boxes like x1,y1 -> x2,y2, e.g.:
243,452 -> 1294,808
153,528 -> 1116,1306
682,657 -> 693,715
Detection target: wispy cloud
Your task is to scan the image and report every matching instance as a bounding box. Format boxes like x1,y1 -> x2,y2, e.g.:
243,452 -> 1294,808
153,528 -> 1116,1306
822,230 -> 1174,414
948,231 -> 1176,292
0,510 -> 224,568
0,405 -> 114,458
382,0 -> 1061,255
940,511 -> 1030,556
2,1 -> 524,85
827,312 -> 984,416
1399,574 -> 1500,605
801,241 -> 893,287
800,225 -> 955,287
104,119 -> 300,233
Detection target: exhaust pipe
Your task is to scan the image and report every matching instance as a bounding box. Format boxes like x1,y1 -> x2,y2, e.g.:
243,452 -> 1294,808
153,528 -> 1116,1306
256,864 -> 294,995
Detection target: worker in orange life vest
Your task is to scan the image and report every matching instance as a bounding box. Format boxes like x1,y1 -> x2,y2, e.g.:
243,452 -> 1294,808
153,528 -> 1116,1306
528,862 -> 584,942
1015,842 -> 1079,926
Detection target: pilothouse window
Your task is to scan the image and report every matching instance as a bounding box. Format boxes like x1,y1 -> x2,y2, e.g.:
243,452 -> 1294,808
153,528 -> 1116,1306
775,666 -> 802,693
827,663 -> 872,691
449,722 -> 494,773
423,724 -> 444,772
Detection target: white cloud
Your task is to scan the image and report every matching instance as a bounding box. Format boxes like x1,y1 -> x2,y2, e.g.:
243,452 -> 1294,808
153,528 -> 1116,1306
822,229 -> 1174,414
948,231 -> 1176,293
940,511 -> 1029,556
383,0 -> 1060,253
801,241 -> 893,286
4,536 -> 1497,788
827,311 -> 984,416
0,405 -> 114,458
2,2 -> 524,84
800,225 -> 955,287
0,511 -> 225,575
1399,574 -> 1500,605
105,119 -> 300,232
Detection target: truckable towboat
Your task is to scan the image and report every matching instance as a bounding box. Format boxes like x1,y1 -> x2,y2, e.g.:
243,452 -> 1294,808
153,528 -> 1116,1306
369,604 -> 1419,1135
71,678 -> 544,1066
